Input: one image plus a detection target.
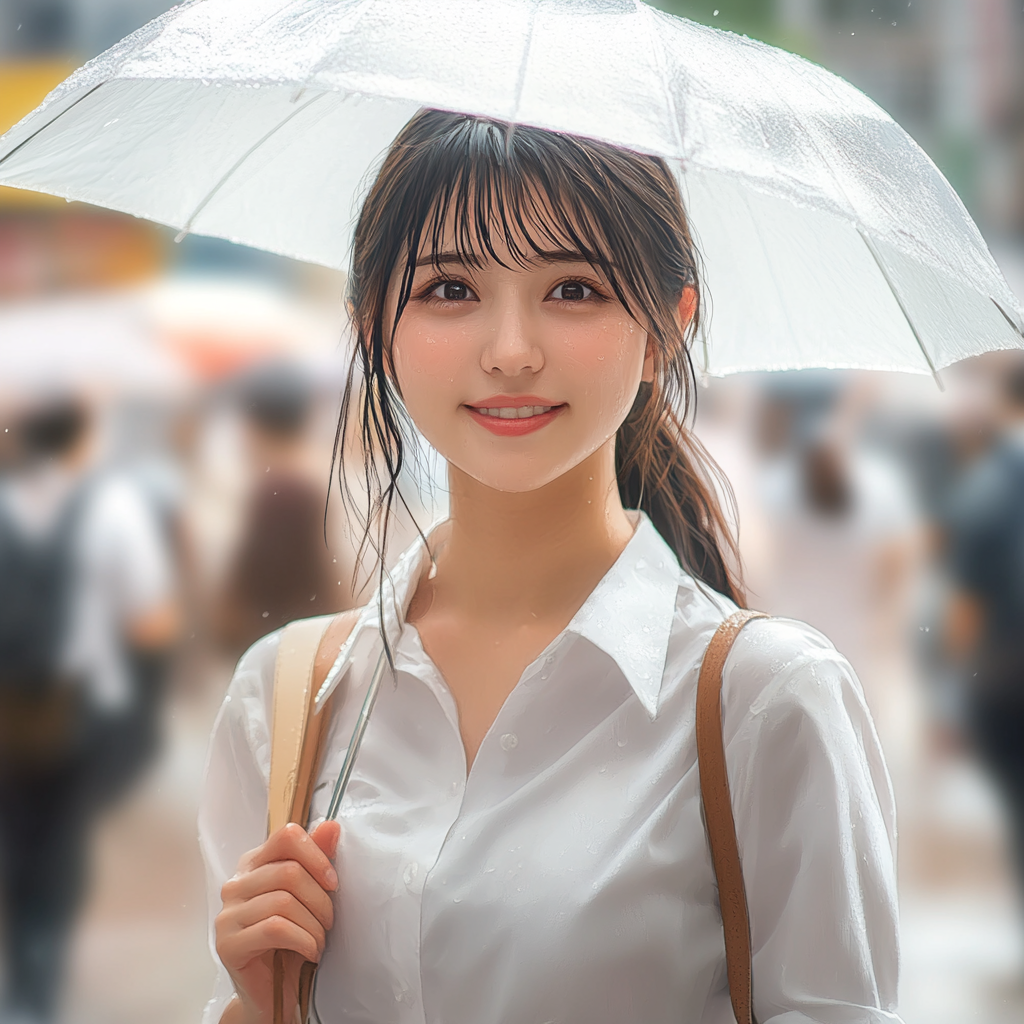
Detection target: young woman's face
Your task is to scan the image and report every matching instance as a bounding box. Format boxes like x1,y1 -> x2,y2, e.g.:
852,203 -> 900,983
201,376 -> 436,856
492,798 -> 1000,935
387,228 -> 655,494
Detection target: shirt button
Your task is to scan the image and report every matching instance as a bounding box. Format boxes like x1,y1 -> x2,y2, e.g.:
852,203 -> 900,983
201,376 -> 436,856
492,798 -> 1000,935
499,732 -> 519,751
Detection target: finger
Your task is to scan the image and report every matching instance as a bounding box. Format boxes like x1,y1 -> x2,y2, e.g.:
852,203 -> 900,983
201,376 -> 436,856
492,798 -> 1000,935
232,890 -> 327,946
244,823 -> 338,892
220,916 -> 322,969
311,819 -> 340,861
222,861 -> 335,931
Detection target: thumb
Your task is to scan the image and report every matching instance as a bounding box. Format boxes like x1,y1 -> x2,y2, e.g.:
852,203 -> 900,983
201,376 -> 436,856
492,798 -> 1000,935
311,819 -> 341,860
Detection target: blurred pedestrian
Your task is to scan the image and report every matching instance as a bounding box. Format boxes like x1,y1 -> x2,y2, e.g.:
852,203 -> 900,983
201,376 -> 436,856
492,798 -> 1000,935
753,378 -> 924,794
0,395 -> 178,1024
213,363 -> 345,661
944,359 -> 1024,902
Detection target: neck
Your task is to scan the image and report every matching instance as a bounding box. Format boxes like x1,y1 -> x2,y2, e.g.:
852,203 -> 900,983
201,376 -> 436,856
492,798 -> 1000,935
431,441 -> 635,620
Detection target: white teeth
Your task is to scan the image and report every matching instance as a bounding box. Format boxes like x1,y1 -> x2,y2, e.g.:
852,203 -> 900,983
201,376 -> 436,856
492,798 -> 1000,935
477,405 -> 554,419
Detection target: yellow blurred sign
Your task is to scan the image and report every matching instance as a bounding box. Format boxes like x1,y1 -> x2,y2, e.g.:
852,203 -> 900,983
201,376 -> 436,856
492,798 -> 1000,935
0,60 -> 76,208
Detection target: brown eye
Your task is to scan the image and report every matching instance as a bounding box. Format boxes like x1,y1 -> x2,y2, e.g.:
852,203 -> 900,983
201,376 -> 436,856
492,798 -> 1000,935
551,281 -> 591,301
431,281 -> 474,301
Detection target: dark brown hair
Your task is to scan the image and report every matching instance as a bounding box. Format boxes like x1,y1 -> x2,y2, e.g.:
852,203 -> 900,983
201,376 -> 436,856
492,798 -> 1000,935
336,109 -> 743,609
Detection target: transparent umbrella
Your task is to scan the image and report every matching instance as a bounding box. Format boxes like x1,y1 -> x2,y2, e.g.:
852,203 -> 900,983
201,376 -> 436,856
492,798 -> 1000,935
0,0 -> 1021,378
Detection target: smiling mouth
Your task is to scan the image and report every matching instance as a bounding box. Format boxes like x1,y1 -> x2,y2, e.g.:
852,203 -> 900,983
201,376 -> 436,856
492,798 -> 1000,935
464,401 -> 565,436
473,405 -> 559,420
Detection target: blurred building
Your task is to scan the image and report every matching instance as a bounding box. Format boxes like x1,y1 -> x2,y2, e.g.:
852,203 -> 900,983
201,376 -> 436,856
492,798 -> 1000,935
652,0 -> 1024,237
0,0 -> 171,60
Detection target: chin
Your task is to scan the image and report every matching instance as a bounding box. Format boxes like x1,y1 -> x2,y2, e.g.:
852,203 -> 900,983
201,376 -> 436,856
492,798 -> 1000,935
444,436 -> 594,494
452,459 -> 570,494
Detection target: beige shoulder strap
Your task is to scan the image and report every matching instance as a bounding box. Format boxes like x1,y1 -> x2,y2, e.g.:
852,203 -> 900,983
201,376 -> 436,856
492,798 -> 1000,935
269,612 -> 358,1024
696,608 -> 768,1024
269,616 -> 333,835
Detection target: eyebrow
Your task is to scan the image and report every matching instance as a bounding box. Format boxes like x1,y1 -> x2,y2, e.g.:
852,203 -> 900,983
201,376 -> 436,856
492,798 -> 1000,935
413,248 -> 596,269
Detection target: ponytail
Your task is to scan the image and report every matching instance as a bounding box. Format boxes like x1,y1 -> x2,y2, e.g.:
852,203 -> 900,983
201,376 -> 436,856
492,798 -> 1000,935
616,384 -> 743,605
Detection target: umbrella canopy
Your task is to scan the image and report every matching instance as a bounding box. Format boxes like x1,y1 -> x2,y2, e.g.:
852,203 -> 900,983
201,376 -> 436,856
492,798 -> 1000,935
0,0 -> 1021,377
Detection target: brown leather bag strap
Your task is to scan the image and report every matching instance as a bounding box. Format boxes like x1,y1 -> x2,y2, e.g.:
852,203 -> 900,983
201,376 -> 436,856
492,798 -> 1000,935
696,609 -> 768,1024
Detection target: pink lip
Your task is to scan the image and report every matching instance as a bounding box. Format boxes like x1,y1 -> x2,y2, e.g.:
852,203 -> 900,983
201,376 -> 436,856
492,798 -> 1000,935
464,395 -> 565,437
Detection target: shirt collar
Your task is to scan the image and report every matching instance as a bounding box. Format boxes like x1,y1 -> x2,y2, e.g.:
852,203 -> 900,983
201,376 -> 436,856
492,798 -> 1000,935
316,513 -> 682,719
562,513 -> 682,719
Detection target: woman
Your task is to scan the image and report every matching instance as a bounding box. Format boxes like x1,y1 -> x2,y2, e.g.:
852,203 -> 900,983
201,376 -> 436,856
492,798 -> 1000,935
201,110 -> 900,1024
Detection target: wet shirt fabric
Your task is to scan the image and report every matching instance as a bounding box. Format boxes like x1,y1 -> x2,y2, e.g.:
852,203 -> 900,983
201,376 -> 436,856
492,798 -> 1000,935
199,514 -> 902,1024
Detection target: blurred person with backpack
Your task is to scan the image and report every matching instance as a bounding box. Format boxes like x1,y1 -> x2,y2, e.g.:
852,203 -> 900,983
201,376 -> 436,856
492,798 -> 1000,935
0,395 -> 179,1024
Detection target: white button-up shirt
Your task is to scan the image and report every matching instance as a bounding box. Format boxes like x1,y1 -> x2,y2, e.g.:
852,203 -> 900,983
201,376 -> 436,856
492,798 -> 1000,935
200,514 -> 902,1024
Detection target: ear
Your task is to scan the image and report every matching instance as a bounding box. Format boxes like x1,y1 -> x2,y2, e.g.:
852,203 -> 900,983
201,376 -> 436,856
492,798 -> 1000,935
678,285 -> 697,332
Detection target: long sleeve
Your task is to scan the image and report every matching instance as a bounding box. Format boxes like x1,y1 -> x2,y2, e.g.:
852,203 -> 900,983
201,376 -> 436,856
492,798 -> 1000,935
723,618 -> 902,1024
198,634 -> 279,1024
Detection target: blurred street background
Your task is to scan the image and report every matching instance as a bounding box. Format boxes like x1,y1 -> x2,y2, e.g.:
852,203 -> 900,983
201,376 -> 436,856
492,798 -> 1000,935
1,0 -> 1024,1022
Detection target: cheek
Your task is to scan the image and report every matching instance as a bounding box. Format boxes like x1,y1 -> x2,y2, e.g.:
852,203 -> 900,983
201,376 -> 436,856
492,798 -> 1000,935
392,322 -> 471,403
560,318 -> 646,419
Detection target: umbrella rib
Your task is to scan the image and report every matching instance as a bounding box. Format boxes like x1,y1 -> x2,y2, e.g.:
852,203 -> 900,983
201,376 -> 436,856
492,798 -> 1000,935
858,228 -> 944,390
992,298 -> 1024,341
0,83 -> 105,174
637,2 -> 685,160
174,90 -> 328,243
509,2 -> 539,122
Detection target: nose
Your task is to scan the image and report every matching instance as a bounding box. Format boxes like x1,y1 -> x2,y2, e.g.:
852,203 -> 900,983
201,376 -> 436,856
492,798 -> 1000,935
480,298 -> 544,378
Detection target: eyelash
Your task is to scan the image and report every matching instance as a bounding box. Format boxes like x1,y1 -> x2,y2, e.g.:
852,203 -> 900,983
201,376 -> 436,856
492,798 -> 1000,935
415,275 -> 608,306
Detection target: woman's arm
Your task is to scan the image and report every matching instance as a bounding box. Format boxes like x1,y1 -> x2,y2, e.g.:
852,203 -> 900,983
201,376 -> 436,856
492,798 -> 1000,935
722,618 -> 903,1024
200,637 -> 275,1024
199,612 -> 363,1024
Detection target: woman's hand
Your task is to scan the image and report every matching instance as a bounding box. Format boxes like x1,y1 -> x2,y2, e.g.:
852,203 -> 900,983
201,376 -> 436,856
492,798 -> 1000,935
215,820 -> 340,1022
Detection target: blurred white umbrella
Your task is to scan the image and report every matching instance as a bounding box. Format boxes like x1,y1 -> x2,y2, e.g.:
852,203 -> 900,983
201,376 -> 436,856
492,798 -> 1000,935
147,277 -> 349,382
0,293 -> 191,398
0,0 -> 1021,377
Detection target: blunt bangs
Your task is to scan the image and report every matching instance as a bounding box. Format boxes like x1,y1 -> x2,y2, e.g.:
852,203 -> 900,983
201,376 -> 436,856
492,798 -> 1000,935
360,110 -> 696,348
